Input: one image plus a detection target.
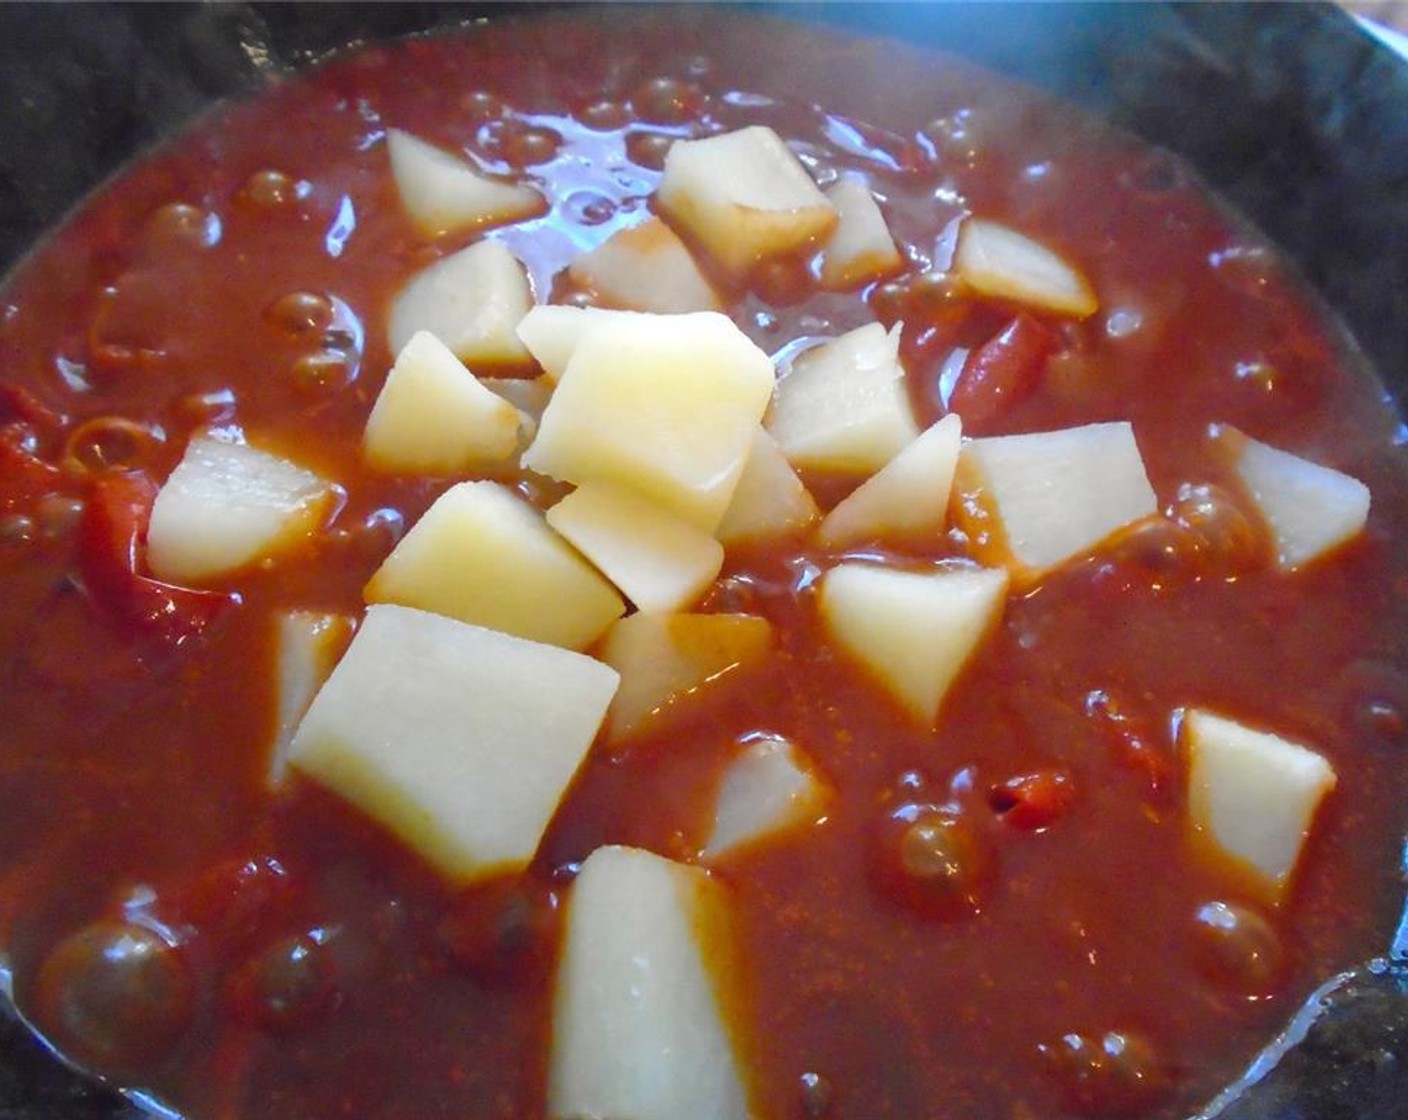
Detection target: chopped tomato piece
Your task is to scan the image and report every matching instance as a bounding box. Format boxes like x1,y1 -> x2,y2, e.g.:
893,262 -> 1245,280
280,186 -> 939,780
949,313 -> 1055,431
180,854 -> 294,945
0,383 -> 66,433
1085,689 -> 1177,799
0,428 -> 64,511
78,471 -> 236,647
989,770 -> 1075,831
0,383 -> 70,512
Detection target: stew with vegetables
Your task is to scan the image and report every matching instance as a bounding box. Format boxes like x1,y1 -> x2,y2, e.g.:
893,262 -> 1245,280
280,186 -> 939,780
1,10 -> 1406,1120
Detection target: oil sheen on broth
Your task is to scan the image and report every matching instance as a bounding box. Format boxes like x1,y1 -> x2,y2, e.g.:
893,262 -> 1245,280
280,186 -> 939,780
0,10 -> 1406,1120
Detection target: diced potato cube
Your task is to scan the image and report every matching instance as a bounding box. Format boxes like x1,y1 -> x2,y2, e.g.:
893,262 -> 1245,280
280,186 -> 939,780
516,305 -> 643,384
268,610 -> 356,788
364,480 -> 624,651
1224,428 -> 1371,569
819,562 -> 1008,727
522,311 -> 775,532
363,330 -> 520,474
597,611 -> 773,742
289,604 -> 618,883
388,239 -> 534,366
147,431 -> 336,584
479,374 -> 553,426
656,125 -> 838,278
766,322 -> 919,476
954,218 -> 1097,319
715,427 -> 819,546
567,217 -> 723,313
546,484 -> 724,613
956,421 -> 1158,578
817,413 -> 962,548
478,374 -> 553,450
818,175 -> 903,290
387,128 -> 545,237
1183,709 -> 1337,901
548,846 -> 750,1120
703,735 -> 830,859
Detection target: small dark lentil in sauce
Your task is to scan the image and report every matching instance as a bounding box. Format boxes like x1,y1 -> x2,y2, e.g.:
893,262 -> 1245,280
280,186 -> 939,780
0,10 -> 1407,1120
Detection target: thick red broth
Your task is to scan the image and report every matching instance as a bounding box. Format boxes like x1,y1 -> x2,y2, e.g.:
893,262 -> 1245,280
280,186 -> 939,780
1,9 -> 1406,1120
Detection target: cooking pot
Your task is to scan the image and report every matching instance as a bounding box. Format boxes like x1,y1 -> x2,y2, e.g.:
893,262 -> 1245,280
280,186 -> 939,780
0,3 -> 1404,1118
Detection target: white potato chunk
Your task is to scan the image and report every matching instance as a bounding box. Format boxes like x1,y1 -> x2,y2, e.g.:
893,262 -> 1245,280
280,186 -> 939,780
268,611 -> 356,788
515,305 -> 644,384
766,322 -> 919,476
363,331 -> 521,474
546,484 -> 724,613
1224,428 -> 1371,569
147,431 -> 336,584
479,374 -> 553,423
818,175 -> 903,290
715,427 -> 819,546
957,421 -> 1158,578
290,604 -> 618,883
820,563 -> 1008,727
567,217 -> 723,313
479,374 -> 553,447
703,735 -> 830,859
1183,709 -> 1337,902
953,218 -> 1098,319
387,239 -> 534,366
387,128 -> 544,237
656,125 -> 838,278
548,846 -> 750,1120
817,413 -> 962,548
597,611 -> 773,742
364,480 -> 624,651
522,311 -> 775,531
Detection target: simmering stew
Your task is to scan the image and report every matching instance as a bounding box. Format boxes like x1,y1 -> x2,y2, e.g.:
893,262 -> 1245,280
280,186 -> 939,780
1,10 -> 1406,1120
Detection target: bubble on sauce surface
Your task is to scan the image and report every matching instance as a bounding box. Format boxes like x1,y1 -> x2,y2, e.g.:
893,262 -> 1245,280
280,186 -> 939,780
579,99 -> 631,131
624,130 -> 676,172
475,119 -> 563,167
1340,659 -> 1408,751
0,512 -> 36,550
228,929 -> 340,1031
326,506 -> 405,561
1169,482 -> 1269,575
1106,515 -> 1204,581
870,801 -> 991,921
1038,1029 -> 1170,1116
265,291 -> 336,340
144,203 -> 222,251
631,76 -> 707,125
437,877 -> 559,984
32,921 -> 195,1074
34,494 -> 85,540
62,416 -> 165,475
173,387 -> 238,427
562,190 -> 618,227
1191,901 -> 1286,994
798,1070 -> 835,1117
240,169 -> 313,210
290,349 -> 356,395
460,90 -> 511,122
1103,307 -> 1143,340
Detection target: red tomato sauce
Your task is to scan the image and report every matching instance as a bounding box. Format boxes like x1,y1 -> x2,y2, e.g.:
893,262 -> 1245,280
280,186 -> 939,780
0,10 -> 1406,1120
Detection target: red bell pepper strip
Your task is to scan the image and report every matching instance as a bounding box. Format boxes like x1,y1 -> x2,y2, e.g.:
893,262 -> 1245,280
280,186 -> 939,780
990,770 -> 1076,831
78,471 -> 235,649
949,313 -> 1056,430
